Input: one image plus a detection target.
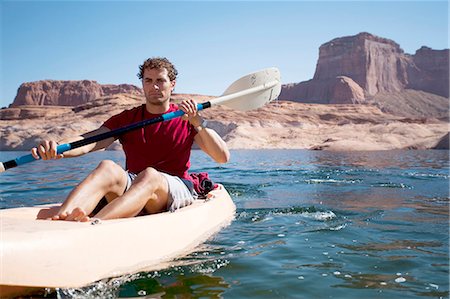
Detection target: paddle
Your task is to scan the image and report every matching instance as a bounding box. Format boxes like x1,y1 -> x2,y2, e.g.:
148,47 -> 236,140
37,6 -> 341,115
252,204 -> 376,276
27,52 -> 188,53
0,67 -> 281,173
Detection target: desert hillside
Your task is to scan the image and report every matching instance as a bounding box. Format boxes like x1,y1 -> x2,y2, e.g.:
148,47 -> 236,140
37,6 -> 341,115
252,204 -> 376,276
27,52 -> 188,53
0,94 -> 447,151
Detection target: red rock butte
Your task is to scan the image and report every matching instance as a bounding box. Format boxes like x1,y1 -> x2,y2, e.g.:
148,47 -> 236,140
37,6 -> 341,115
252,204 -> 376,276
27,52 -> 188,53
11,80 -> 143,107
279,32 -> 449,112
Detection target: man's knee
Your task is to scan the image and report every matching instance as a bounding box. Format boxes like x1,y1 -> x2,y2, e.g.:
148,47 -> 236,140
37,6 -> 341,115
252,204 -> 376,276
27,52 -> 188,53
97,160 -> 120,171
95,160 -> 126,184
137,167 -> 162,183
137,168 -> 169,213
135,168 -> 169,194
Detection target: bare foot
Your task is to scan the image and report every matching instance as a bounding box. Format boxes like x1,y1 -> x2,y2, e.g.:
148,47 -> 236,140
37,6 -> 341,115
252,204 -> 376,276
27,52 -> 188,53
65,208 -> 90,222
51,212 -> 68,221
51,208 -> 90,222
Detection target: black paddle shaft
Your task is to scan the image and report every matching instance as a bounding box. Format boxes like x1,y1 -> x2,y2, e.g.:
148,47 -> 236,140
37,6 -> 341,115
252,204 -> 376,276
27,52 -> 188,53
1,102 -> 211,171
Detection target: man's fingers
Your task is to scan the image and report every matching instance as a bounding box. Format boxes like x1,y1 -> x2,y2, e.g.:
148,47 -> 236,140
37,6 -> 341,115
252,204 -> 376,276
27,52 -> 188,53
37,143 -> 48,160
31,148 -> 40,160
43,140 -> 52,160
50,141 -> 58,157
180,99 -> 198,116
35,140 -> 60,160
187,99 -> 197,113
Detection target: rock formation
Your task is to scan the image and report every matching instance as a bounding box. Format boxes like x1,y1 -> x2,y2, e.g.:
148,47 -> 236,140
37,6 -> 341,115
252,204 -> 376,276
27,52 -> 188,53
1,94 -> 448,151
407,46 -> 449,97
432,132 -> 449,150
280,32 -> 449,107
328,76 -> 365,104
11,80 -> 142,107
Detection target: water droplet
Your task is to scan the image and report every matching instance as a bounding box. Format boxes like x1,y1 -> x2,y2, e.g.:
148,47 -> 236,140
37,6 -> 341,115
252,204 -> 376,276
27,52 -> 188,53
429,283 -> 439,289
395,277 -> 406,283
138,290 -> 147,296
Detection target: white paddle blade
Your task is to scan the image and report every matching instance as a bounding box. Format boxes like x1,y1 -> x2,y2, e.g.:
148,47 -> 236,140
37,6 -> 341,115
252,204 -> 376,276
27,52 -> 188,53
216,67 -> 281,111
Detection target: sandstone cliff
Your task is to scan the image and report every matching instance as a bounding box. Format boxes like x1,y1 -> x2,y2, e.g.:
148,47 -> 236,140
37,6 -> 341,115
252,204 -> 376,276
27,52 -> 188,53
280,32 -> 449,118
407,46 -> 450,97
0,94 -> 448,151
11,80 -> 143,107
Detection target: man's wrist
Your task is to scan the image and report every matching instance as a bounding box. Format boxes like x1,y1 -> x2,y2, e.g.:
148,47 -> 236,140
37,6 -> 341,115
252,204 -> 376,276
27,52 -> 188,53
194,118 -> 208,132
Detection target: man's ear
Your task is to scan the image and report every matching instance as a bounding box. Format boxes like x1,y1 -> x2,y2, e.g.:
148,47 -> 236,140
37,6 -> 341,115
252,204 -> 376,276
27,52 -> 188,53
171,80 -> 176,91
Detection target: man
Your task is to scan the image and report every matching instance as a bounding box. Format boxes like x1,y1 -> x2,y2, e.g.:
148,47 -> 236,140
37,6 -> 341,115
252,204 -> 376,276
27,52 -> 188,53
32,57 -> 229,222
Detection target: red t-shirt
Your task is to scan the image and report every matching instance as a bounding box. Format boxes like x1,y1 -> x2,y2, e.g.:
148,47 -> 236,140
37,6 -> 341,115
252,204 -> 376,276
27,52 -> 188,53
103,103 -> 197,181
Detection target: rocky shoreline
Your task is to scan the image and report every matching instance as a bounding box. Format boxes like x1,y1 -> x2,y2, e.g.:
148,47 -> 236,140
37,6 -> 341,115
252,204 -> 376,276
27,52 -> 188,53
0,94 -> 447,152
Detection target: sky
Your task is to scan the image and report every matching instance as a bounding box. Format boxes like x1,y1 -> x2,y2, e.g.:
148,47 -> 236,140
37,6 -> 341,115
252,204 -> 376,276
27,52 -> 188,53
1,0 -> 448,108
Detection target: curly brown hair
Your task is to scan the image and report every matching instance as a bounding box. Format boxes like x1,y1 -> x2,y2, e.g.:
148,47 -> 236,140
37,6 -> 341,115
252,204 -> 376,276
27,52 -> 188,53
137,57 -> 178,81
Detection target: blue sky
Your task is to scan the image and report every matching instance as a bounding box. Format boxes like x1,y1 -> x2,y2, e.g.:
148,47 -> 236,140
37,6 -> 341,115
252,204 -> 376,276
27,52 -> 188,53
1,1 -> 448,108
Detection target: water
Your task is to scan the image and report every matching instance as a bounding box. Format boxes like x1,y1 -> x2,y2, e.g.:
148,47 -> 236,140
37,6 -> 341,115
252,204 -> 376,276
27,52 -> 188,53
0,150 -> 448,298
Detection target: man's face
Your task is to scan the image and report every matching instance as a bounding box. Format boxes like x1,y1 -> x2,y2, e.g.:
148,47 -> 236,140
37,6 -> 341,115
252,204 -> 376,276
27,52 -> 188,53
142,67 -> 176,105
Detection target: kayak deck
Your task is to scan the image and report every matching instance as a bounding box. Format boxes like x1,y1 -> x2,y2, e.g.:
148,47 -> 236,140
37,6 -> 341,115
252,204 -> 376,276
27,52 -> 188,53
0,185 -> 235,297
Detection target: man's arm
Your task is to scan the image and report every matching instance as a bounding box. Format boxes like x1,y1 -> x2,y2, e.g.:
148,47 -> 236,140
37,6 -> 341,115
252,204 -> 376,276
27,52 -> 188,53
178,99 -> 230,164
194,125 -> 230,163
31,126 -> 115,160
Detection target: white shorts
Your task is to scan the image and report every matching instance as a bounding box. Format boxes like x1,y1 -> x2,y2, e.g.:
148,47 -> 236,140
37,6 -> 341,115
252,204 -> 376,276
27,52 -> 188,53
126,171 -> 197,212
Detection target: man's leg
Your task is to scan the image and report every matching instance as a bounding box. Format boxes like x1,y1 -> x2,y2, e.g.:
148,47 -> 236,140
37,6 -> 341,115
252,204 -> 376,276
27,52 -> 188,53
53,160 -> 128,221
94,167 -> 169,220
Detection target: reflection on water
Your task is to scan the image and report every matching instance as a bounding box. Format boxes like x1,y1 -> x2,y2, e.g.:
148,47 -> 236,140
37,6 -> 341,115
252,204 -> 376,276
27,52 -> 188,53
339,240 -> 443,254
120,273 -> 229,298
56,272 -> 230,299
0,150 -> 448,298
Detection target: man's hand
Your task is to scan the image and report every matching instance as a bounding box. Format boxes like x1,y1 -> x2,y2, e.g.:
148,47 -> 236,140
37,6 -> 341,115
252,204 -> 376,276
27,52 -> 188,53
179,99 -> 203,127
31,140 -> 64,160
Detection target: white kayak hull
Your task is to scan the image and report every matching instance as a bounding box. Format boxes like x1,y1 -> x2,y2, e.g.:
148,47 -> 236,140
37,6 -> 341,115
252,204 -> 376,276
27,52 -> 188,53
0,185 -> 235,297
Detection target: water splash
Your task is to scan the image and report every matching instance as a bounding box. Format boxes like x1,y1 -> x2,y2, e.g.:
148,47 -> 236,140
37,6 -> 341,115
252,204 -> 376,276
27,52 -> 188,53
56,274 -> 140,299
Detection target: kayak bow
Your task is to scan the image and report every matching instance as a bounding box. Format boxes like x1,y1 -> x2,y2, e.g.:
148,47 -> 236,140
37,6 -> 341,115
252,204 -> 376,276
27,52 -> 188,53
0,185 -> 235,297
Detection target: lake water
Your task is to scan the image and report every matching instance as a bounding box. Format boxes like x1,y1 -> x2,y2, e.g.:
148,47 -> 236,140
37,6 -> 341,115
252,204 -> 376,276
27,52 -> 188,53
0,150 -> 448,298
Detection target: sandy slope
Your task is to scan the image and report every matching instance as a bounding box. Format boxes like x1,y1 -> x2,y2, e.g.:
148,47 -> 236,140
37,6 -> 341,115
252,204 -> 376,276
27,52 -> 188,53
0,94 -> 448,151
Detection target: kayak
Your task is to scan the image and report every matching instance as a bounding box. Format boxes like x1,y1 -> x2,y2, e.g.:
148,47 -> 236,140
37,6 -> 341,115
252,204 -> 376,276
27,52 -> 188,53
0,184 -> 235,297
